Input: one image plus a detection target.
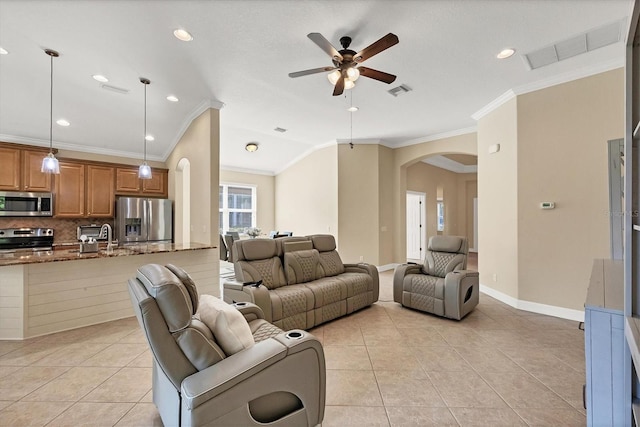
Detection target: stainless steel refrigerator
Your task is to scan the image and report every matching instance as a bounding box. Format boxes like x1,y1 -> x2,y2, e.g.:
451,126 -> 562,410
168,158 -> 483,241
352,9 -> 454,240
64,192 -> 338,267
116,197 -> 173,244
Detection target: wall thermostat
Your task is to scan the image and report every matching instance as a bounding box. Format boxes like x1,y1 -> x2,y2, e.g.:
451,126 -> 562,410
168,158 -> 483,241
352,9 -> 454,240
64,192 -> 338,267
540,202 -> 555,209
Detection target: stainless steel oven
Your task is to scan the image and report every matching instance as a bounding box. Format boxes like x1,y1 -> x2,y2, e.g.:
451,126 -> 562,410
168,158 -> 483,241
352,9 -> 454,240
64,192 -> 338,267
0,191 -> 53,217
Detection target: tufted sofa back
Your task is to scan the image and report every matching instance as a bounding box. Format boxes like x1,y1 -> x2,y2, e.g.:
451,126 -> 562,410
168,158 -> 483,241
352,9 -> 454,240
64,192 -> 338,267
422,236 -> 468,278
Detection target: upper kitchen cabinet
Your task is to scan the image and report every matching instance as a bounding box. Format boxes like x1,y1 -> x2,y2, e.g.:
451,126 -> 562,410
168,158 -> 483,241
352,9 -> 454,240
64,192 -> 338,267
54,161 -> 85,218
23,150 -> 53,192
55,163 -> 116,218
0,146 -> 21,190
86,165 -> 115,217
0,145 -> 51,192
115,167 -> 168,197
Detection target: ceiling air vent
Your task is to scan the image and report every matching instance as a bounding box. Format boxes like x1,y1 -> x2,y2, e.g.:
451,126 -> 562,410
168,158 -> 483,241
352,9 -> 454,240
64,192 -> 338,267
274,127 -> 287,133
387,84 -> 412,97
101,84 -> 130,94
522,18 -> 625,70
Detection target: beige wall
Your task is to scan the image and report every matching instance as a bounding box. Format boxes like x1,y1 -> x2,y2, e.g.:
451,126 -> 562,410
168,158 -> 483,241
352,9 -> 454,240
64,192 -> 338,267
516,69 -> 623,310
478,98 -> 519,298
220,169 -> 275,235
457,174 -> 478,249
275,145 -> 338,238
378,146 -> 395,265
338,144 -> 381,264
166,108 -> 220,247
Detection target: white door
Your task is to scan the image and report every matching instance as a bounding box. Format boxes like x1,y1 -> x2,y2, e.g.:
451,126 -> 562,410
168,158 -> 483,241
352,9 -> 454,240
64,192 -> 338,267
406,192 -> 426,261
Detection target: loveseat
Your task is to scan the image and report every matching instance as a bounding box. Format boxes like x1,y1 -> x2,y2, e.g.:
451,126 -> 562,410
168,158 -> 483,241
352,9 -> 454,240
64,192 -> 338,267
223,234 -> 379,330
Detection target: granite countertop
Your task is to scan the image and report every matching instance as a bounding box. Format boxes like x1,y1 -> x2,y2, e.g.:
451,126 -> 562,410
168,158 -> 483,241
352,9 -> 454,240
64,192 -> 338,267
0,242 -> 216,266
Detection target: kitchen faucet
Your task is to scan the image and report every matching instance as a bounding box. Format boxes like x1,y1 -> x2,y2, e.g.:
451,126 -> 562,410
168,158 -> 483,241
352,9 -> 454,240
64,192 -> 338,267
101,223 -> 114,252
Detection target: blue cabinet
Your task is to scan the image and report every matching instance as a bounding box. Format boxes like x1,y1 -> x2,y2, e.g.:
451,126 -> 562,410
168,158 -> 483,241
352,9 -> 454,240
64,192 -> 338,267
584,259 -> 627,427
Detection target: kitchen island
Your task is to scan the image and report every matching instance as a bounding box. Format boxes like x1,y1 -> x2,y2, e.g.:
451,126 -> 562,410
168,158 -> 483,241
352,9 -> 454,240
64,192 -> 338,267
0,242 -> 218,339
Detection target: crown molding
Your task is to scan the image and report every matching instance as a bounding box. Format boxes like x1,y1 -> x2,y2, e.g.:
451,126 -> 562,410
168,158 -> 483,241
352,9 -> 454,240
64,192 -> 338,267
162,98 -> 225,160
0,134 -> 163,161
422,155 -> 478,174
472,58 -> 624,121
220,165 -> 275,176
393,126 -> 478,149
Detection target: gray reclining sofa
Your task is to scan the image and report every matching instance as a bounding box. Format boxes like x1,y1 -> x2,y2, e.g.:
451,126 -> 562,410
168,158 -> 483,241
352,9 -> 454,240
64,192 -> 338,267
223,234 -> 379,330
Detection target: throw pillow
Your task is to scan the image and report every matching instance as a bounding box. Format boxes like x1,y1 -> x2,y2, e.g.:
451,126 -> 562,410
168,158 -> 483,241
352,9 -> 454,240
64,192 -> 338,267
198,294 -> 254,356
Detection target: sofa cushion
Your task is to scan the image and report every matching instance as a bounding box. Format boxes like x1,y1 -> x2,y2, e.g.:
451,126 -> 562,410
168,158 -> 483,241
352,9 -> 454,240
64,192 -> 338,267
270,285 -> 315,329
284,249 -> 324,285
310,234 -> 345,276
421,252 -> 465,278
198,294 -> 254,356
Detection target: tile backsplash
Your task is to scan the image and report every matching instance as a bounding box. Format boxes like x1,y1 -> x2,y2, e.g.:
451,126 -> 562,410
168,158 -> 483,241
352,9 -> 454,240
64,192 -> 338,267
0,217 -> 115,244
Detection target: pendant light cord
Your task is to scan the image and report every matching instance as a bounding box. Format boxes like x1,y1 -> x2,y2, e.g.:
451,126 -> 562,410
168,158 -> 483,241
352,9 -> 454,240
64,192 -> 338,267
349,91 -> 354,149
49,53 -> 54,154
143,82 -> 147,163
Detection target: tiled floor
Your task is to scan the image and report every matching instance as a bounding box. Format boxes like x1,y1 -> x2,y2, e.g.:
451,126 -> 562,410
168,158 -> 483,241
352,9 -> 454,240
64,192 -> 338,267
0,268 -> 586,426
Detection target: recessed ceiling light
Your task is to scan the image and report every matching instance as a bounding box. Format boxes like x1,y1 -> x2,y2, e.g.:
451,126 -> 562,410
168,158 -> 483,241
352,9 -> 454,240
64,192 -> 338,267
92,74 -> 109,83
166,95 -> 179,102
496,48 -> 516,59
173,29 -> 193,42
145,135 -> 155,141
56,119 -> 70,127
245,142 -> 259,152
347,106 -> 359,112
0,47 -> 8,55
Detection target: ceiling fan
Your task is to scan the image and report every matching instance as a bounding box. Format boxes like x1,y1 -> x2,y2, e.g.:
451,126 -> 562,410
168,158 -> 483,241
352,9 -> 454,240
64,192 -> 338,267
289,32 -> 399,96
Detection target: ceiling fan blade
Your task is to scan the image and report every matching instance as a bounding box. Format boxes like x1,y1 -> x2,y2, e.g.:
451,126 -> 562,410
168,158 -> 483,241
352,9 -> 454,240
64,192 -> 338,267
333,73 -> 345,96
358,66 -> 397,84
289,66 -> 337,78
308,33 -> 343,62
353,33 -> 399,63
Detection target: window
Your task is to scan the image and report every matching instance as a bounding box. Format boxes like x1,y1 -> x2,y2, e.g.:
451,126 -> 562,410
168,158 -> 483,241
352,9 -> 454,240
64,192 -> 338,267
219,184 -> 256,232
437,201 -> 445,232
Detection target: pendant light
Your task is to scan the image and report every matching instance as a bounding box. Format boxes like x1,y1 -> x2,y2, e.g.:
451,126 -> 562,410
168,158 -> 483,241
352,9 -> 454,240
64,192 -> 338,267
138,77 -> 152,179
41,49 -> 60,174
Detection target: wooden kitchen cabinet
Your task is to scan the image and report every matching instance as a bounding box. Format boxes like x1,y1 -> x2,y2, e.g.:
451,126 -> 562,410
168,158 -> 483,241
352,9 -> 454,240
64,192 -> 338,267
0,146 -> 21,191
0,146 -> 51,192
86,165 -> 115,217
22,150 -> 52,192
115,167 -> 168,197
142,170 -> 167,195
115,168 -> 141,193
54,162 -> 85,217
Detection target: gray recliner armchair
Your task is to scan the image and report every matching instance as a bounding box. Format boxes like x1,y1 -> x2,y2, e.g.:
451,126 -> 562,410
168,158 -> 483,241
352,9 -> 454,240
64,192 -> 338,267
393,236 -> 479,320
127,263 -> 325,426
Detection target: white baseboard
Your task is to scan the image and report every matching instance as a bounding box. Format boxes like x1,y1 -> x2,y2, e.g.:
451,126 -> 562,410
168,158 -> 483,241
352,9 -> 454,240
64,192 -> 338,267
480,284 -> 585,322
377,263 -> 400,272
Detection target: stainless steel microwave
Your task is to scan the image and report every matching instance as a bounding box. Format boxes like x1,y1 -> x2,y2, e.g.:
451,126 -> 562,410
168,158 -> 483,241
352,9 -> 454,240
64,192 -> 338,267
0,191 -> 53,217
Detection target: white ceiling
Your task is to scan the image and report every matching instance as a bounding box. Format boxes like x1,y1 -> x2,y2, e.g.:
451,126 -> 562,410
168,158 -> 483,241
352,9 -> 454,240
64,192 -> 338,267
0,0 -> 632,175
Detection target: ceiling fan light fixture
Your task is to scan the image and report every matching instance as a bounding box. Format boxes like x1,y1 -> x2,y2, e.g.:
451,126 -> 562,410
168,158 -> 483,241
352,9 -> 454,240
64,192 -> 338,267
327,70 -> 341,85
245,142 -> 259,152
346,67 -> 360,81
344,80 -> 355,90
